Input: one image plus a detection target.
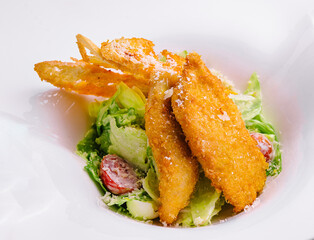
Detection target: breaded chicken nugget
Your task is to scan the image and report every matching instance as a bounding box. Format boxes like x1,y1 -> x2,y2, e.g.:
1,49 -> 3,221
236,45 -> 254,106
171,53 -> 268,212
145,80 -> 198,224
34,61 -> 149,97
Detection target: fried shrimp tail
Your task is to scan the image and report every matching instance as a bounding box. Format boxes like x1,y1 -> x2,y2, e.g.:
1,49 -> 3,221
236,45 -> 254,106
145,80 -> 198,224
171,53 -> 268,212
34,61 -> 149,97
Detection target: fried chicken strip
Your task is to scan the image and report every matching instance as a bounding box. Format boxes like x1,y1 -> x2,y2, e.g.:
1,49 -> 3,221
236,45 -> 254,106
145,80 -> 198,224
100,38 -> 185,85
34,61 -> 149,97
171,53 -> 268,212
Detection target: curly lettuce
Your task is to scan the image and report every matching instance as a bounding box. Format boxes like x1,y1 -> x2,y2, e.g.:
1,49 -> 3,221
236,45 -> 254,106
175,173 -> 224,227
230,73 -> 282,176
77,83 -> 155,217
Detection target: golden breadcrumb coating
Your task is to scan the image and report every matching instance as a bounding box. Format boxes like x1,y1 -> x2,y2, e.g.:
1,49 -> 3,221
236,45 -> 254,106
34,60 -> 149,97
100,38 -> 185,84
171,53 -> 268,212
145,80 -> 198,224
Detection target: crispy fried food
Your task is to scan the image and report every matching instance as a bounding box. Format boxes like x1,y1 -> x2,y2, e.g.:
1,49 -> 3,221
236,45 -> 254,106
159,50 -> 186,86
100,37 -> 158,79
76,34 -> 103,62
34,60 -> 149,97
145,80 -> 198,224
100,38 -> 185,84
171,53 -> 268,212
35,36 -> 186,98
76,34 -> 115,68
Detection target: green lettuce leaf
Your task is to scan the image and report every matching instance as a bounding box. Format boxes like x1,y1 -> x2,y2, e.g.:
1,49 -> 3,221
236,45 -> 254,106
84,152 -> 107,193
115,82 -> 145,118
107,117 -> 149,172
230,73 -> 282,176
126,199 -> 159,220
244,72 -> 261,98
189,174 -> 224,226
175,207 -> 194,227
95,83 -> 145,134
77,126 -> 107,193
146,146 -> 160,178
176,173 -> 224,227
143,168 -> 160,202
96,99 -> 143,134
229,72 -> 262,121
77,125 -> 100,159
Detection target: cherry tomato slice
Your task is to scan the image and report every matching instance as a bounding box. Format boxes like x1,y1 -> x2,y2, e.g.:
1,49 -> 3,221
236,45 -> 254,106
250,132 -> 274,163
99,154 -> 140,195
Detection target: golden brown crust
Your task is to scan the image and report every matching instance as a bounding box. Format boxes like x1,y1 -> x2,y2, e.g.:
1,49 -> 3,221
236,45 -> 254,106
100,38 -> 186,84
158,50 -> 186,87
145,80 -> 199,224
35,37 -> 186,99
101,38 -> 158,80
171,53 -> 268,212
34,61 -> 149,97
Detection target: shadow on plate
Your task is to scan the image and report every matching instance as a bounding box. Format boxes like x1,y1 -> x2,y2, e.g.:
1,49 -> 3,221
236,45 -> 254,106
23,89 -> 99,151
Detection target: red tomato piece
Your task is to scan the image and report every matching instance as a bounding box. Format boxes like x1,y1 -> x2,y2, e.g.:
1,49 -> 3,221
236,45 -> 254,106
99,154 -> 140,195
250,132 -> 274,163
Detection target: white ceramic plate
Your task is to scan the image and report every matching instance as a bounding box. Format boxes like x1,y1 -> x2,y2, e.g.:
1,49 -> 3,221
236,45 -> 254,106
1,1 -> 314,239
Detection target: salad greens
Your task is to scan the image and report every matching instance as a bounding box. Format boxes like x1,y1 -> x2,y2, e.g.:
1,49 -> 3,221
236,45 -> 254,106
126,199 -> 159,220
176,173 -> 224,227
77,82 -> 156,217
77,72 -> 281,226
230,73 -> 262,121
230,73 -> 282,176
143,168 -> 160,202
106,117 -> 148,171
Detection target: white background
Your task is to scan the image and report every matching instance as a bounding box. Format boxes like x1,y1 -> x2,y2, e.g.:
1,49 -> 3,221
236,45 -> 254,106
1,1 -> 314,239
